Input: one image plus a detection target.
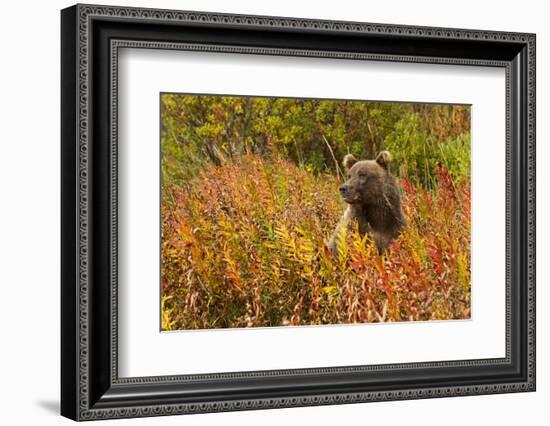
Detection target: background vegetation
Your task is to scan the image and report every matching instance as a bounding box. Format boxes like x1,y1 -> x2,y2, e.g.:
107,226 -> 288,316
161,94 -> 471,330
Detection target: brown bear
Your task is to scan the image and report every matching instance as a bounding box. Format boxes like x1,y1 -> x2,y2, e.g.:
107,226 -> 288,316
328,151 -> 406,254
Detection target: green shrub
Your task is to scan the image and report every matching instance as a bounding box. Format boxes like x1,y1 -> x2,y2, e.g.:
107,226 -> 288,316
383,113 -> 470,187
161,95 -> 471,189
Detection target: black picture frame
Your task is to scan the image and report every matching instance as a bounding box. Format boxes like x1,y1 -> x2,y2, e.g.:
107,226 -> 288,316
61,3 -> 536,421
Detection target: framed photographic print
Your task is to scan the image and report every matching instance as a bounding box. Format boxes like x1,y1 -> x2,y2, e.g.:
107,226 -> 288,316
61,4 -> 536,421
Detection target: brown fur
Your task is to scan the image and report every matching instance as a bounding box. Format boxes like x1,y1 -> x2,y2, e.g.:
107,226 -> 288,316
329,151 -> 405,254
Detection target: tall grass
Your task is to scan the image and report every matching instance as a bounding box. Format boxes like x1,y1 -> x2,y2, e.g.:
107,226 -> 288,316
161,154 -> 470,330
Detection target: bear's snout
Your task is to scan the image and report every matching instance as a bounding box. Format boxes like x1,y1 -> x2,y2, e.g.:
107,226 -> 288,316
339,184 -> 351,194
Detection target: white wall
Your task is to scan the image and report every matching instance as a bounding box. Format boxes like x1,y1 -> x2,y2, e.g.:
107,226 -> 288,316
0,0 -> 546,424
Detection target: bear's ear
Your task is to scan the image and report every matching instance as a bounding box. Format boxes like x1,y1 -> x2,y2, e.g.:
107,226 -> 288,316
342,154 -> 358,170
375,150 -> 391,169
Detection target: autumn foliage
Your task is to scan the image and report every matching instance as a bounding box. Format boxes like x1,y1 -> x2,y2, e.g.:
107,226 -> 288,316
161,154 -> 471,330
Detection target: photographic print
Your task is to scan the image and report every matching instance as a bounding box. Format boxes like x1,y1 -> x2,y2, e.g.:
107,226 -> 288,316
160,94 -> 472,331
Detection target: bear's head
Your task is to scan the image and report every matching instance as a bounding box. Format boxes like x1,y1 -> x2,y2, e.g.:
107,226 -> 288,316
339,151 -> 392,205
